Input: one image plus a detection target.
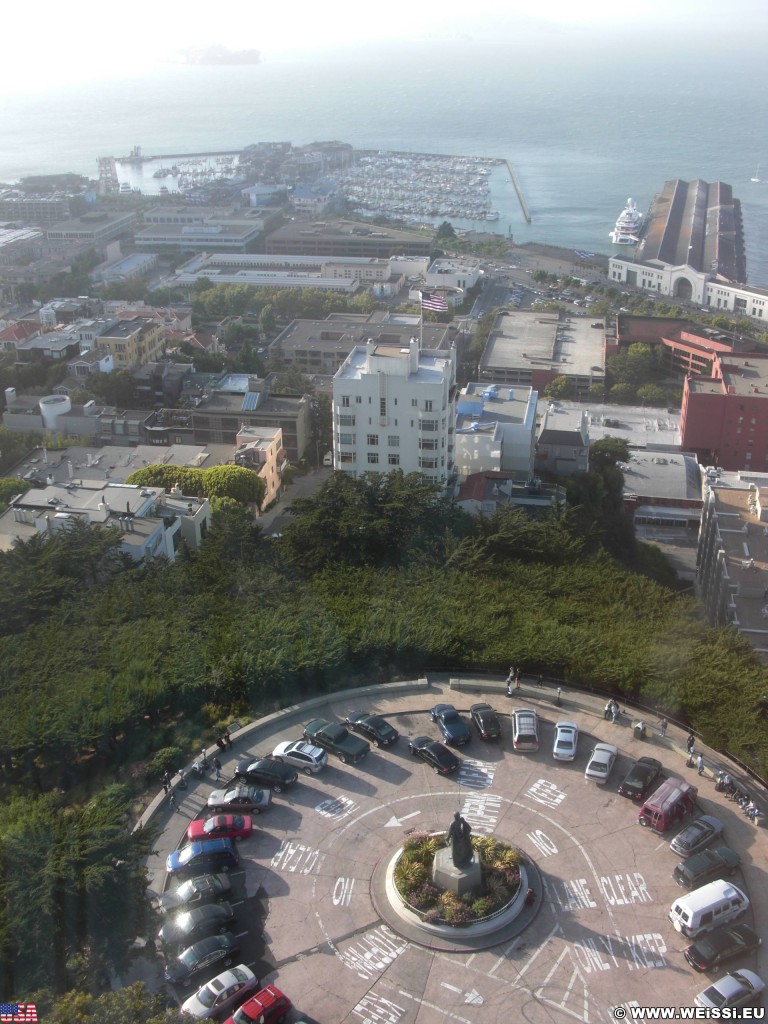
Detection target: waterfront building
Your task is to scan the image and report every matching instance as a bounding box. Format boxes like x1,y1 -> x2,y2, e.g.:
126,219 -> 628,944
170,252 -> 417,295
46,211 -> 137,246
265,219 -> 432,258
608,179 -> 768,321
134,207 -> 277,254
332,336 -> 456,486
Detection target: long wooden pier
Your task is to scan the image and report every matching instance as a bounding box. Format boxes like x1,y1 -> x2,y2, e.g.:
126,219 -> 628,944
505,159 -> 531,223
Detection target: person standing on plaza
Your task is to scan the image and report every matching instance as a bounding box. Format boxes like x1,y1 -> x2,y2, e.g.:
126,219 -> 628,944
212,756 -> 222,782
169,792 -> 177,811
659,717 -> 668,738
178,768 -> 187,790
697,753 -> 704,776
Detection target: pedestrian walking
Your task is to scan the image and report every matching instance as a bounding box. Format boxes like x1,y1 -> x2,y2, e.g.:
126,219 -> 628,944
163,769 -> 172,789
659,717 -> 668,738
178,768 -> 187,789
611,703 -> 619,725
169,792 -> 177,811
753,806 -> 761,827
216,736 -> 226,753
162,777 -> 169,794
697,753 -> 704,776
506,676 -> 514,698
537,674 -> 543,688
224,729 -> 233,750
686,732 -> 695,754
213,756 -> 222,782
604,700 -> 613,721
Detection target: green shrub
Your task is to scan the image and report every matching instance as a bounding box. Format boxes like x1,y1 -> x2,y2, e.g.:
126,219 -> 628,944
145,746 -> 184,781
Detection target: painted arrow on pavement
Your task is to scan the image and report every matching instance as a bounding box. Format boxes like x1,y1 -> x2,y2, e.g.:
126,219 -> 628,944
384,810 -> 421,828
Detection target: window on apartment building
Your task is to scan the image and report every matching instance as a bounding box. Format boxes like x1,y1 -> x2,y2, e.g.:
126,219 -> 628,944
419,457 -> 438,469
388,435 -> 399,447
340,452 -> 354,463
412,399 -> 418,407
339,433 -> 354,445
356,396 -> 362,403
342,395 -> 350,407
380,398 -> 386,416
338,415 -> 355,426
388,453 -> 400,466
421,419 -> 439,431
367,434 -> 378,446
424,400 -> 433,412
368,452 -> 379,464
420,439 -> 438,450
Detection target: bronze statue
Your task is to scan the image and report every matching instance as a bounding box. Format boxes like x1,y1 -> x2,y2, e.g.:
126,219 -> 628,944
446,811 -> 473,867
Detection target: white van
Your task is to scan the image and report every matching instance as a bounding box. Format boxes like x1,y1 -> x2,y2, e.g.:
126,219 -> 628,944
668,879 -> 749,939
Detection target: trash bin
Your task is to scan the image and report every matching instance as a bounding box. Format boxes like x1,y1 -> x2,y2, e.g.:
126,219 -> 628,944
634,721 -> 646,740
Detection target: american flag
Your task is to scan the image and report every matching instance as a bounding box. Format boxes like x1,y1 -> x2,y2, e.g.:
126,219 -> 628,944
420,291 -> 448,312
0,1004 -> 37,1022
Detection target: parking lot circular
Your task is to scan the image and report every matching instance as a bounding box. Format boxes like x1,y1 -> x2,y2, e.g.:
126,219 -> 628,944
152,680 -> 767,1023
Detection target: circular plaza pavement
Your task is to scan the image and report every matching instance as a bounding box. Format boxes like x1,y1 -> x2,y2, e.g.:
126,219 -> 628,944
147,676 -> 767,1024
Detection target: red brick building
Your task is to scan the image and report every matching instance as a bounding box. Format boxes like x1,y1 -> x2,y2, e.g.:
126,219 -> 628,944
680,353 -> 768,470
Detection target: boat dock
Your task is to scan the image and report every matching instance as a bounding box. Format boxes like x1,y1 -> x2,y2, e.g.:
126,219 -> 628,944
505,160 -> 531,223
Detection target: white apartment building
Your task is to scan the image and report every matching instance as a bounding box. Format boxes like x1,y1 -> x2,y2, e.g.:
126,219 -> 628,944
332,337 -> 456,487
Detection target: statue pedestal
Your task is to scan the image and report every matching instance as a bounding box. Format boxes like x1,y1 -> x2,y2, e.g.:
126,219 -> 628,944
432,847 -> 482,898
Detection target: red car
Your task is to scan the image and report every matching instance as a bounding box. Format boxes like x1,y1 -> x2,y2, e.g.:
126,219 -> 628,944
186,814 -> 253,843
223,985 -> 293,1024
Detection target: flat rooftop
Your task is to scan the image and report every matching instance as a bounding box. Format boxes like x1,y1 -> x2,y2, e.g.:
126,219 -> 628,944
688,354 -> 768,397
337,344 -> 451,384
456,382 -> 535,430
480,311 -> 605,378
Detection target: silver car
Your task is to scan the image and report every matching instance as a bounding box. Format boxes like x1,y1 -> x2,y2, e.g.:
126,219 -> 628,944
271,739 -> 328,775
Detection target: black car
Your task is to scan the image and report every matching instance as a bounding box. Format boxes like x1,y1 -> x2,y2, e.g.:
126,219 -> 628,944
673,846 -> 741,890
157,873 -> 232,914
684,923 -> 761,972
469,702 -> 501,740
233,757 -> 298,793
408,735 -> 460,775
617,756 -> 663,801
158,902 -> 236,949
303,719 -> 370,764
164,932 -> 241,986
344,711 -> 399,747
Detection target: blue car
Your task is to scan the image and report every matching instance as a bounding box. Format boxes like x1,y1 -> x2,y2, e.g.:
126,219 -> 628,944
430,703 -> 471,747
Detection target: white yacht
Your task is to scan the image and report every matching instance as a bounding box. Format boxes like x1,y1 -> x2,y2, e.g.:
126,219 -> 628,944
610,198 -> 644,244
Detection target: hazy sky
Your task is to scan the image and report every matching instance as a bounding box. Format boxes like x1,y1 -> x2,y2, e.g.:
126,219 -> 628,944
3,0 -> 765,86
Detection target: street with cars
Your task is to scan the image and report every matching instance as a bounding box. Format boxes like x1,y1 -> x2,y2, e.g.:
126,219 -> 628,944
149,680 -> 767,1022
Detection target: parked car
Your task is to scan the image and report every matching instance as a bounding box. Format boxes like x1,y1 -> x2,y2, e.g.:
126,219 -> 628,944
303,719 -> 370,764
674,846 -> 741,890
166,839 -> 239,879
158,903 -> 236,949
684,924 -> 761,972
670,815 -> 724,858
584,743 -> 618,784
512,708 -> 539,752
207,786 -> 272,815
157,874 -> 232,914
164,933 -> 241,986
224,984 -> 293,1024
271,740 -> 327,775
430,704 -> 471,746
233,757 -> 298,792
695,969 -> 765,1010
187,815 -> 253,844
469,702 -> 501,740
182,964 -> 260,1019
552,721 -> 579,761
344,710 -> 399,747
408,735 -> 460,775
617,757 -> 663,801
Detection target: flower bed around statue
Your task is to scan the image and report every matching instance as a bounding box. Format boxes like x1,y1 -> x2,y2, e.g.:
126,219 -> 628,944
393,831 -> 522,926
